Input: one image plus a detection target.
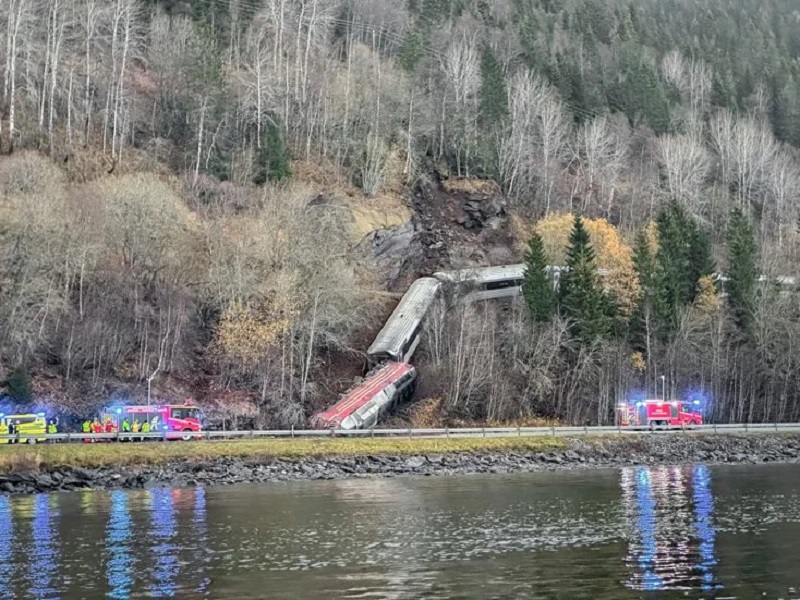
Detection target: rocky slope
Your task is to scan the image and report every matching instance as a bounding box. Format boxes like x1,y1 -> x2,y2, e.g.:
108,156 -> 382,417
366,177 -> 517,289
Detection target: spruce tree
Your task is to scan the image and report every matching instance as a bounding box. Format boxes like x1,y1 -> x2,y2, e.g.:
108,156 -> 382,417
560,215 -> 611,343
3,365 -> 32,404
479,46 -> 508,129
726,208 -> 758,333
654,201 -> 690,333
631,229 -> 660,353
687,224 -> 716,294
399,29 -> 425,73
522,232 -> 556,323
653,200 -> 712,335
254,120 -> 291,185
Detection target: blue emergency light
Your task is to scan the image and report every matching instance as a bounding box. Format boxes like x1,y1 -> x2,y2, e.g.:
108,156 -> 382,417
116,408 -> 122,414
37,412 -> 45,417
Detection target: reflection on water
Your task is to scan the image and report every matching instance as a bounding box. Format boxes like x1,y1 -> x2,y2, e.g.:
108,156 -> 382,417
0,466 -> 798,598
30,494 -> 59,599
149,489 -> 179,598
0,496 -> 12,600
621,465 -> 722,592
106,491 -> 133,599
693,465 -> 717,590
192,488 -> 211,594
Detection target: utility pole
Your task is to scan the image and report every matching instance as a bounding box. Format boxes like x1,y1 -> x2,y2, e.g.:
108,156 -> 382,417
661,375 -> 666,400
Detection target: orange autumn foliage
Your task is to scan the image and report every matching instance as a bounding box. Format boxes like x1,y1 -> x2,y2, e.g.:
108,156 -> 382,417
517,213 -> 641,316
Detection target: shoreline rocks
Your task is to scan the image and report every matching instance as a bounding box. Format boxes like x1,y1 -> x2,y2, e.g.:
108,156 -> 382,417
1,434 -> 799,495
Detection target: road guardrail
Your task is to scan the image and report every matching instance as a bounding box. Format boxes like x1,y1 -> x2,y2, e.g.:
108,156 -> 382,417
2,422 -> 800,444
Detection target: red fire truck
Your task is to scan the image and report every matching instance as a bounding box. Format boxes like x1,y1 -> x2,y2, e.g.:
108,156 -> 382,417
617,400 -> 703,429
104,400 -> 204,440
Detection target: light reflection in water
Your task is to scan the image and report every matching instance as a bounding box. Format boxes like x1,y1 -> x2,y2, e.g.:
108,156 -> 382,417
192,488 -> 211,595
621,465 -> 721,592
149,488 -> 179,597
693,465 -> 718,590
106,491 -> 133,599
0,496 -> 13,600
29,495 -> 59,599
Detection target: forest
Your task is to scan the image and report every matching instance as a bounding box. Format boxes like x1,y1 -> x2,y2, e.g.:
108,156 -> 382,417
2,0 -> 800,425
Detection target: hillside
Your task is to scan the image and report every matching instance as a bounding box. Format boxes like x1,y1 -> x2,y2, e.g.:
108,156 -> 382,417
2,0 -> 800,426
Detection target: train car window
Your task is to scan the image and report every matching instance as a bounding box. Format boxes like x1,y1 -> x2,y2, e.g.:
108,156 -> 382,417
484,280 -> 518,291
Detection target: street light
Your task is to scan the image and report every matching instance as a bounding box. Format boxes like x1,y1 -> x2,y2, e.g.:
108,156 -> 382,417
661,375 -> 666,400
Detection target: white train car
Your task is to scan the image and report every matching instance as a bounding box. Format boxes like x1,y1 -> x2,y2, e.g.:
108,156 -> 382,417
434,264 -> 526,301
366,277 -> 442,369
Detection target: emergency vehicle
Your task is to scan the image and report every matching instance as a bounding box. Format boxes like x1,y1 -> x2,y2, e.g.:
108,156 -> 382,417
617,400 -> 703,429
0,413 -> 48,444
105,400 -> 203,440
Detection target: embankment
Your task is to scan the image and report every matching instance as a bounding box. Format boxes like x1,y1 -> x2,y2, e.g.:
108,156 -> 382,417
1,433 -> 799,495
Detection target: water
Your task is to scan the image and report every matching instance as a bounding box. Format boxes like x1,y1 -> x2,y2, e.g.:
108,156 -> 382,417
1,464 -> 799,599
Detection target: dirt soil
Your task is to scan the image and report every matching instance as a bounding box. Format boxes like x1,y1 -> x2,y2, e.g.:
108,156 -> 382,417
389,175 -> 519,290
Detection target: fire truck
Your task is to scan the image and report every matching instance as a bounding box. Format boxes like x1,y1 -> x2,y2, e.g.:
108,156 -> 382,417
104,400 -> 204,440
617,399 -> 703,429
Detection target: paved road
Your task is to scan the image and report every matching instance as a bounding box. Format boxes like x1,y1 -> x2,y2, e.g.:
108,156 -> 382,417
3,423 -> 800,444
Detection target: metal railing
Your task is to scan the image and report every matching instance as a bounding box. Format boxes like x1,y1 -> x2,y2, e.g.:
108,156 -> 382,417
1,422 -> 800,444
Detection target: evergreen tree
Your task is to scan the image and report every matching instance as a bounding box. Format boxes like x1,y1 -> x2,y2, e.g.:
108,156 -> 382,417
3,365 -> 32,404
254,120 -> 291,185
652,200 -> 712,335
630,229 -> 661,353
726,208 -> 758,332
560,215 -> 612,343
399,29 -> 425,73
654,201 -> 691,333
522,232 -> 556,323
687,224 -> 716,293
479,46 -> 509,129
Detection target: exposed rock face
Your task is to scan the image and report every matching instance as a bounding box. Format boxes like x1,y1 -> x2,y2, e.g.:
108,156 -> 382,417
2,434 -> 799,495
459,191 -> 507,231
363,177 -> 517,288
369,221 -> 424,286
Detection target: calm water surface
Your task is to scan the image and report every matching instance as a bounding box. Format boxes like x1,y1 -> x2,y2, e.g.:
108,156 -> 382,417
1,463 -> 800,599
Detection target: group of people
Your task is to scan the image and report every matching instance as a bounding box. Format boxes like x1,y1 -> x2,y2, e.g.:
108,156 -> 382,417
80,415 -> 159,441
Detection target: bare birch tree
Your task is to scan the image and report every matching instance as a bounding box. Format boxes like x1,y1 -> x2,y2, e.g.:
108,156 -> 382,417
571,116 -> 626,217
656,130 -> 711,212
3,0 -> 31,152
499,69 -> 548,201
441,34 -> 479,176
710,110 -> 778,209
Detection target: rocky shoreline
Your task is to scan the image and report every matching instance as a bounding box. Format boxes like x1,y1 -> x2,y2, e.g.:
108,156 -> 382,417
2,433 -> 799,495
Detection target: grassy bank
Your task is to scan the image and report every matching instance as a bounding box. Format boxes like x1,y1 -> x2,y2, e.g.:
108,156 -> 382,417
0,436 -> 569,472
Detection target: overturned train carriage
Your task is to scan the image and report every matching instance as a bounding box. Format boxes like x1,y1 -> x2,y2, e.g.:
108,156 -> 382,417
365,277 -> 442,370
312,362 -> 417,430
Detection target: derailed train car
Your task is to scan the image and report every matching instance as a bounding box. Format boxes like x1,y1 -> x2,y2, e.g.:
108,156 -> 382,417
365,277 -> 442,370
312,362 -> 417,430
313,263 -> 586,430
433,264 -> 525,301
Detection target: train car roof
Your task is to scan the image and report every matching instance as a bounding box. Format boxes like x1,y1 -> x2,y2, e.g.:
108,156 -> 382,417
314,362 -> 415,424
367,277 -> 441,356
434,264 -> 525,284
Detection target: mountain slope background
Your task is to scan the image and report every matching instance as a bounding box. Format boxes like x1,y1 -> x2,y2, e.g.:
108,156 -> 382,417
2,0 -> 800,426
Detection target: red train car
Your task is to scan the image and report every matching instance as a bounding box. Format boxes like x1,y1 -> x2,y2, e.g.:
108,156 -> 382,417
313,363 -> 417,430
